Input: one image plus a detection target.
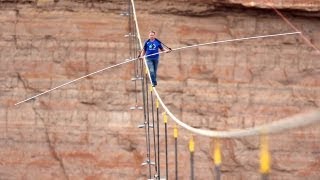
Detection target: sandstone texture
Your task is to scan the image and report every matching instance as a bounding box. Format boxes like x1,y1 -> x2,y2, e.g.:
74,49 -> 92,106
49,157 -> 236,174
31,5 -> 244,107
0,0 -> 320,180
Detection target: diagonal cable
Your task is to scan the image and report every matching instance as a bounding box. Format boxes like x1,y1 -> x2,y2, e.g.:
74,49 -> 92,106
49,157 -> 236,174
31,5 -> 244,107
270,6 -> 320,53
14,32 -> 300,106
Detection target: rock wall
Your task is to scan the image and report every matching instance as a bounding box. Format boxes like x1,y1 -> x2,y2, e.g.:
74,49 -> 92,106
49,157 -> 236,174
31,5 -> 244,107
0,0 -> 320,179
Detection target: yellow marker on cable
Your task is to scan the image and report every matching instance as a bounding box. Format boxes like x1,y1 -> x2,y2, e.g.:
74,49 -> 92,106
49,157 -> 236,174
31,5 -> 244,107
163,112 -> 167,124
260,134 -> 271,174
213,139 -> 222,166
156,99 -> 159,109
174,125 -> 178,138
189,136 -> 195,153
149,84 -> 153,92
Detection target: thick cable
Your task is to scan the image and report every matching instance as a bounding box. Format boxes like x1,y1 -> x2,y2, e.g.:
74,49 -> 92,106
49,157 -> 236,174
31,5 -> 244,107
15,20 -> 318,139
127,2 -> 153,177
154,91 -> 320,138
130,0 -> 143,48
129,2 -> 311,139
16,8 -> 312,140
129,0 -> 312,139
14,12 -> 315,138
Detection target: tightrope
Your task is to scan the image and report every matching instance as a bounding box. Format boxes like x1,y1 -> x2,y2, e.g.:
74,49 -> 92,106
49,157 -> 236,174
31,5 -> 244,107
13,1 -> 320,139
129,0 -> 320,138
15,31 -> 300,106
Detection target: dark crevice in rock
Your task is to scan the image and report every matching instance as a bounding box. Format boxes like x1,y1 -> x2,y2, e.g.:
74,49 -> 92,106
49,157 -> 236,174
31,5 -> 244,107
0,0 -> 34,4
80,101 -> 96,105
33,107 -> 69,180
17,73 -> 42,93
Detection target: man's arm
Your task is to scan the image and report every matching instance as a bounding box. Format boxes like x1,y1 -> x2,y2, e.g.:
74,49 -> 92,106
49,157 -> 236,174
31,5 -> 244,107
140,49 -> 146,57
160,46 -> 171,53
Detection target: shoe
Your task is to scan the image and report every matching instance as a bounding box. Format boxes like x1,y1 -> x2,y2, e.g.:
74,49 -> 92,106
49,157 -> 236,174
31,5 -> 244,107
152,82 -> 157,87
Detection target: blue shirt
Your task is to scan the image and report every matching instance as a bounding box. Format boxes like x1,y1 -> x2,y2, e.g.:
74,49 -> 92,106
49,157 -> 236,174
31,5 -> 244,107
143,39 -> 163,60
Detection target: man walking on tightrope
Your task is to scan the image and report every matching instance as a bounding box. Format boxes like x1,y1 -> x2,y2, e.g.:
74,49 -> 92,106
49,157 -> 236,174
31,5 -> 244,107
140,30 -> 171,87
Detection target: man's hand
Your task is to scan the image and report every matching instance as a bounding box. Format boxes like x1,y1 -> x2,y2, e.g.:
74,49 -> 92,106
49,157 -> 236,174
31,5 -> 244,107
165,48 -> 172,53
137,54 -> 143,60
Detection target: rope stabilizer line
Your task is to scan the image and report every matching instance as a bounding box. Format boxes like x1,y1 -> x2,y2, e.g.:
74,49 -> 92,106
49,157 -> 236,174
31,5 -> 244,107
14,32 -> 300,106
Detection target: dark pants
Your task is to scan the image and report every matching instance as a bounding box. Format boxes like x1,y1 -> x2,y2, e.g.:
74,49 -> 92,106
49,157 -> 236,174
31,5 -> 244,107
146,58 -> 159,86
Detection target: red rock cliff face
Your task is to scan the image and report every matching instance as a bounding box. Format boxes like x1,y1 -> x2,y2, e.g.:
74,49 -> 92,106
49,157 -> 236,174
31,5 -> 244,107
1,0 -> 320,179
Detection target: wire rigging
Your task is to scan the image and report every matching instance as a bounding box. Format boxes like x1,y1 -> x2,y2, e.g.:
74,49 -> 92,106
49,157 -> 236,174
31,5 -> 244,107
14,0 -> 319,140
14,32 -> 300,106
128,1 -> 320,138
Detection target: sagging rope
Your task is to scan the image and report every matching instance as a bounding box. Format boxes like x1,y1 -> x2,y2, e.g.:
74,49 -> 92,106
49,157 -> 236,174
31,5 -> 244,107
13,31 -> 320,138
14,7 -> 319,140
127,2 -> 317,180
15,0 -> 317,138
128,0 -> 320,138
153,90 -> 320,138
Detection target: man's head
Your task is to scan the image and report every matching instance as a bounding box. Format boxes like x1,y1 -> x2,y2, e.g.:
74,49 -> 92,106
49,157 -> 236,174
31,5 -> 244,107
149,31 -> 156,40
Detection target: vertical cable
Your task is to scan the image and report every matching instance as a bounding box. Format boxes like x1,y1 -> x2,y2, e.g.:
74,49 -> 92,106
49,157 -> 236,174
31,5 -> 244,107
128,0 -> 140,108
141,62 -> 148,152
145,72 -> 151,179
174,125 -> 178,180
156,99 -> 160,179
129,1 -> 150,178
189,136 -> 195,180
150,86 -> 158,175
133,15 -> 139,78
163,112 -> 168,180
